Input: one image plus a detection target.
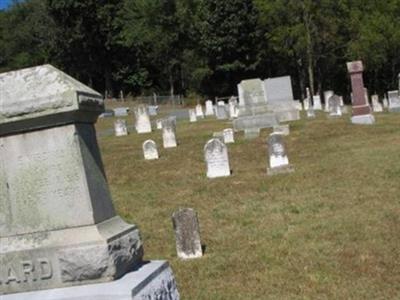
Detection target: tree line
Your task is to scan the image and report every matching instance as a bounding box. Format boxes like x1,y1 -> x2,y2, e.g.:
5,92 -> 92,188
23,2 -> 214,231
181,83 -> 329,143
1,0 -> 400,101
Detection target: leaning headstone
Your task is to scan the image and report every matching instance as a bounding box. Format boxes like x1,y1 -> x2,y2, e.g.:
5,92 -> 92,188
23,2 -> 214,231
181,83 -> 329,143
162,118 -> 177,148
267,133 -> 294,175
328,95 -> 342,117
172,208 -> 202,259
347,61 -> 375,124
135,104 -> 152,133
114,119 -> 128,136
371,95 -> 383,112
143,139 -> 159,160
189,109 -> 197,122
204,138 -> 230,178
223,128 -> 235,144
0,65 -> 178,298
244,128 -> 260,139
273,124 -> 290,136
113,107 -> 129,117
195,104 -> 204,118
205,100 -> 214,116
388,90 -> 400,112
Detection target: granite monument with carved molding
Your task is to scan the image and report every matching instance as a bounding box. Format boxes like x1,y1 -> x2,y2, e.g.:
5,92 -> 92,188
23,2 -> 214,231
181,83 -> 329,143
0,65 -> 179,299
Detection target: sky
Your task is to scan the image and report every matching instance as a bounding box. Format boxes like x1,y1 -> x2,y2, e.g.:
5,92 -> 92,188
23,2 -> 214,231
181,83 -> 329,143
0,0 -> 13,10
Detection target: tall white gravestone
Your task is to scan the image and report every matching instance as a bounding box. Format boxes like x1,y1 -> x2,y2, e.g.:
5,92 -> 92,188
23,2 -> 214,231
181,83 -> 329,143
143,140 -> 159,160
0,65 -> 179,298
205,100 -> 214,116
371,95 -> 383,112
114,119 -> 128,136
195,104 -> 204,118
204,138 -> 230,178
189,109 -> 197,122
388,90 -> 400,112
162,118 -> 177,148
135,104 -> 152,133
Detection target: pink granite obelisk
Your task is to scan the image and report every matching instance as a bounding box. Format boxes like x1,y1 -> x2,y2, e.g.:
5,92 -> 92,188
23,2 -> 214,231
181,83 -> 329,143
347,60 -> 375,124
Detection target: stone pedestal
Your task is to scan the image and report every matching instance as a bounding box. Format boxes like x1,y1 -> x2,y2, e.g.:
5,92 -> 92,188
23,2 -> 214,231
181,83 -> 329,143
2,261 -> 179,300
347,61 -> 375,124
0,65 -> 177,298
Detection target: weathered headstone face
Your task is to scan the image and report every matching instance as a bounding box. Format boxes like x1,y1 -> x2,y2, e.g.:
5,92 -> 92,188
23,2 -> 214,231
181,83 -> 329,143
328,95 -> 342,117
212,131 -> 224,142
303,98 -> 310,110
195,104 -> 204,118
313,95 -> 322,110
267,133 -> 293,175
215,105 -> 228,120
273,124 -> 290,136
238,79 -> 266,107
135,105 -> 152,133
156,119 -> 163,129
307,107 -> 316,118
223,128 -> 235,144
0,65 -> 143,295
204,138 -> 230,178
114,119 -> 128,136
113,107 -> 129,117
205,100 -> 214,116
388,90 -> 400,112
228,97 -> 238,119
172,208 -> 202,259
148,105 -> 158,116
371,95 -> 383,112
347,61 -> 375,124
143,140 -> 159,160
324,90 -> 334,112
244,128 -> 260,139
189,109 -> 197,122
162,119 -> 177,148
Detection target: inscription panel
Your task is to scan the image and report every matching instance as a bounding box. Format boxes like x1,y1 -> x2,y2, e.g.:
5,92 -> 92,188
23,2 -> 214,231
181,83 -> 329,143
0,125 -> 93,237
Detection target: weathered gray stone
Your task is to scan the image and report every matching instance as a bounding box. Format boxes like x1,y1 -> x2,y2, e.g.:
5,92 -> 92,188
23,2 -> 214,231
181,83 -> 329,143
172,208 -> 202,260
113,107 -> 129,117
204,139 -> 230,178
328,95 -> 342,117
162,119 -> 177,148
148,105 -> 158,116
0,65 -> 146,295
244,128 -> 260,139
114,119 -> 128,136
267,133 -> 294,175
388,90 -> 400,112
324,90 -> 334,112
143,140 -> 159,160
215,105 -> 228,120
2,261 -> 179,300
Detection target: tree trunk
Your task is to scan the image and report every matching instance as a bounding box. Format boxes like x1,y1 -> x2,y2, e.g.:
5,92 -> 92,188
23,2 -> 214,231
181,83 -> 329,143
304,1 -> 314,105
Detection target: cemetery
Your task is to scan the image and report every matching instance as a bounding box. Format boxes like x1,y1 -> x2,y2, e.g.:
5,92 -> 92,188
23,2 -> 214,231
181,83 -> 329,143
1,1 -> 400,299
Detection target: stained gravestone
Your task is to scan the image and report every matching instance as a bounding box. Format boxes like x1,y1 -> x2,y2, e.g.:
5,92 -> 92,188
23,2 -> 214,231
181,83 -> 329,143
156,119 -> 163,129
189,109 -> 197,122
223,128 -> 235,144
195,104 -> 204,118
371,95 -> 383,112
273,124 -> 290,136
148,105 -> 158,116
114,119 -> 128,136
388,90 -> 400,112
328,95 -> 342,117
162,118 -> 177,148
135,104 -> 152,133
267,133 -> 294,175
204,138 -> 230,178
113,107 -> 129,117
171,208 -> 202,259
205,100 -> 214,116
0,65 -> 179,298
347,61 -> 375,124
324,90 -> 334,112
215,105 -> 228,120
143,140 -> 159,160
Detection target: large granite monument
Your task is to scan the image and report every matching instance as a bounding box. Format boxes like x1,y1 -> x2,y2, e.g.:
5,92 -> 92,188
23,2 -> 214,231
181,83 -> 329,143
0,65 -> 179,299
346,61 -> 375,124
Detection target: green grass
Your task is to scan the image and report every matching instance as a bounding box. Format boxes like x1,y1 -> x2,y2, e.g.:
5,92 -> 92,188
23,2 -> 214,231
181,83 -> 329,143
96,106 -> 400,299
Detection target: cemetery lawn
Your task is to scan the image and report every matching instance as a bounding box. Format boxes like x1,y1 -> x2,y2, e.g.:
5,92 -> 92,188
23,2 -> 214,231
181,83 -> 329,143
96,108 -> 400,299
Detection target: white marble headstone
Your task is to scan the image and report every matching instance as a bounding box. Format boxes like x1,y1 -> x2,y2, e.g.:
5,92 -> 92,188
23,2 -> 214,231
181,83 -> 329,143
156,119 -> 163,129
162,119 -> 177,148
195,104 -> 204,118
223,128 -> 235,144
143,140 -> 159,160
371,95 -> 383,112
114,119 -> 128,136
135,105 -> 152,133
324,90 -> 334,112
313,95 -> 322,110
267,133 -> 289,169
189,109 -> 197,122
205,100 -> 214,116
204,138 -> 230,178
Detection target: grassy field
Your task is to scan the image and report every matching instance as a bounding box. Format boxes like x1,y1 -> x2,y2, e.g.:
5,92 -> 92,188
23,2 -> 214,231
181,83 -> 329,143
96,104 -> 400,299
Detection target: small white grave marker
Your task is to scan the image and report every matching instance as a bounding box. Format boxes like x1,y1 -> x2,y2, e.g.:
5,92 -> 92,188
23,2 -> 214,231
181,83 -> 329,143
114,119 -> 128,136
223,128 -> 235,144
204,138 -> 230,178
143,140 -> 159,160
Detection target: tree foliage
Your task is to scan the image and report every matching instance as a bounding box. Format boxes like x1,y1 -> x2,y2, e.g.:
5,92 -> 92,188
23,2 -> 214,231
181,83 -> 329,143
1,0 -> 400,99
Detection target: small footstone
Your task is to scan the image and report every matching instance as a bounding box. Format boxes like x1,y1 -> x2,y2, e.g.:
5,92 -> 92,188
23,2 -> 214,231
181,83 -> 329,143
172,208 -> 203,260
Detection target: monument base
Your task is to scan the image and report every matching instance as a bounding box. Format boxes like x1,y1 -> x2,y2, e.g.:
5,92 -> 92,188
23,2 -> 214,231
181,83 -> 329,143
351,114 -> 375,125
244,128 -> 260,139
2,261 -> 179,300
267,165 -> 294,176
